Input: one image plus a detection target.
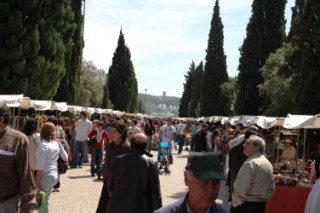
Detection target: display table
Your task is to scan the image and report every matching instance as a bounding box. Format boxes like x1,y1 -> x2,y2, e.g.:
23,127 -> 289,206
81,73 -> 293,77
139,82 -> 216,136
265,185 -> 312,213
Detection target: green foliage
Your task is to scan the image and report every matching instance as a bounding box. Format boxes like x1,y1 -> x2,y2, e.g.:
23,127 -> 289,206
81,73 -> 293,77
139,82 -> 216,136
76,60 -> 106,107
101,73 -> 113,109
289,0 -> 320,114
189,62 -> 204,117
287,0 -> 305,41
234,0 -> 286,115
179,61 -> 196,117
200,0 -> 228,116
0,0 -> 74,100
259,44 -> 295,116
220,77 -> 237,115
138,100 -> 146,114
107,30 -> 139,113
54,0 -> 84,104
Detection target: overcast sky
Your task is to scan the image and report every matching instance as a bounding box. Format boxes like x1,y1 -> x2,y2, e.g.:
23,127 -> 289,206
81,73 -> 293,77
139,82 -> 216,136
83,0 -> 295,97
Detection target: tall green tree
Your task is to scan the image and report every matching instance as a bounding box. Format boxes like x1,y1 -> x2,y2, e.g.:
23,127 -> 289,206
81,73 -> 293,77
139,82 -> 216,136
290,0 -> 320,114
287,0 -> 305,42
54,0 -> 84,104
179,61 -> 196,117
189,62 -> 204,117
234,0 -> 286,115
106,29 -> 138,113
200,0 -> 228,117
0,1 -> 69,99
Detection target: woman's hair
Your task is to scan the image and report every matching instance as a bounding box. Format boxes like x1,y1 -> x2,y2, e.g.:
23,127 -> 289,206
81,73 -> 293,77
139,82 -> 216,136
111,120 -> 127,141
212,129 -> 220,138
40,122 -> 56,141
23,118 -> 38,136
47,116 -> 58,126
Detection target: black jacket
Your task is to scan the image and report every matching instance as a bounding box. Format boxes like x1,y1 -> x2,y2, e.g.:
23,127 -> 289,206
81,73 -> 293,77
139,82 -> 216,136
107,149 -> 162,213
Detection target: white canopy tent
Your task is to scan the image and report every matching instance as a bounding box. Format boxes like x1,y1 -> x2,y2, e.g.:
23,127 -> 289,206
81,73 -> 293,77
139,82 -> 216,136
0,94 -> 23,107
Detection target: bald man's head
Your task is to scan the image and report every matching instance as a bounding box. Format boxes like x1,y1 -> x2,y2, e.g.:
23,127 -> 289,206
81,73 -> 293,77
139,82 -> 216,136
130,132 -> 148,151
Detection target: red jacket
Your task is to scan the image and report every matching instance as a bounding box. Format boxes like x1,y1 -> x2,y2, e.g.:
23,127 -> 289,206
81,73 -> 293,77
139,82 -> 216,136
88,130 -> 111,148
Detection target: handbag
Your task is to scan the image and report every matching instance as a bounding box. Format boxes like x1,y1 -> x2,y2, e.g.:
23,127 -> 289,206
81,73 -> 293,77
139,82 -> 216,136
58,157 -> 68,174
87,138 -> 96,147
33,190 -> 46,210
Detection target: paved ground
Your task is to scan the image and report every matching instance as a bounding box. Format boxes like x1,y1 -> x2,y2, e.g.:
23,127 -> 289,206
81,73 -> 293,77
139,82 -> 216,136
49,149 -> 229,212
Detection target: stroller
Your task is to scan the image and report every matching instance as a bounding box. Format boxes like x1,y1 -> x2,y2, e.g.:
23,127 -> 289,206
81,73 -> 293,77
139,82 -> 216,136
158,141 -> 171,175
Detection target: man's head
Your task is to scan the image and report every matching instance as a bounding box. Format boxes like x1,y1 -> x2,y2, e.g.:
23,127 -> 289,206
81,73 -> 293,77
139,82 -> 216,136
167,117 -> 173,126
244,125 -> 259,140
0,102 -> 10,126
130,132 -> 148,151
80,111 -> 87,119
243,135 -> 265,156
184,153 -> 226,209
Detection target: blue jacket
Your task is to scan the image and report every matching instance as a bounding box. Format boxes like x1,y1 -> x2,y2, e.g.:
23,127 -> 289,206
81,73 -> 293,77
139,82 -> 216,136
154,194 -> 230,213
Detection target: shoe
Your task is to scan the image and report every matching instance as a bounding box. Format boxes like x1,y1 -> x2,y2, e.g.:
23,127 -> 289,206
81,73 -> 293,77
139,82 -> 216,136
52,188 -> 60,192
70,165 -> 77,168
78,165 -> 82,168
91,173 -> 94,177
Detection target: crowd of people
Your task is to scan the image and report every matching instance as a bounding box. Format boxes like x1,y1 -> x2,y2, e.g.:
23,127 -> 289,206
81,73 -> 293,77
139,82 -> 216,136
0,101 -> 320,213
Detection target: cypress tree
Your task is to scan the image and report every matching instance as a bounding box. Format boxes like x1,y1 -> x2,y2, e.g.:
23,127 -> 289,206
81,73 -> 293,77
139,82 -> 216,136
189,62 -> 204,117
107,29 -> 138,112
287,0 -> 305,42
0,0 -> 43,95
54,0 -> 84,104
234,0 -> 286,115
179,61 -> 196,117
199,0 -> 228,117
291,0 -> 320,114
0,0 -> 68,100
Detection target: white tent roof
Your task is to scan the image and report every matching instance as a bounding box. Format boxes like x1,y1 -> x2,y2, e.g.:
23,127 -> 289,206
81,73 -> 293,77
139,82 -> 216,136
0,94 -> 23,107
283,114 -> 316,129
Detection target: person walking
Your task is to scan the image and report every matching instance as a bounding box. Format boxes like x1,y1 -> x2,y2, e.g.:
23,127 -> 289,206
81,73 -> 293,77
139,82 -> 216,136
0,103 -> 36,213
231,135 -> 275,213
88,121 -> 111,177
144,118 -> 155,152
35,122 -> 68,213
23,118 -> 41,174
154,153 -> 229,213
72,111 -> 92,168
96,119 -> 131,213
107,132 -> 162,212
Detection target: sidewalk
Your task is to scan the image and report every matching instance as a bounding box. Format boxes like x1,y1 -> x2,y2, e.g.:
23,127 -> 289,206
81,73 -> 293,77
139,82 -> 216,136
49,149 -> 229,212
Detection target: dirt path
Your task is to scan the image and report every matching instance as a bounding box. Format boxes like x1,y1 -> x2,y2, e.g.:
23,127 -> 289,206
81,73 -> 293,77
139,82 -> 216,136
48,150 -> 229,212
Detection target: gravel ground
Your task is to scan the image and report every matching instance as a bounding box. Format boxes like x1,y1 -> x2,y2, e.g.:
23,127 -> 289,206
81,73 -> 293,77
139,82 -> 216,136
48,149 -> 230,212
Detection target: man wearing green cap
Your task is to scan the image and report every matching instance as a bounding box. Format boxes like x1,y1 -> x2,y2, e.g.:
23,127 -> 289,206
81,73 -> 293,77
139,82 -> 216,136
154,153 -> 229,213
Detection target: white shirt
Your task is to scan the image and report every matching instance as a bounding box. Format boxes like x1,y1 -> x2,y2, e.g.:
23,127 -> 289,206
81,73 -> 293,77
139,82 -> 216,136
206,131 -> 213,149
36,140 -> 68,173
75,119 -> 92,141
160,125 -> 176,142
177,123 -> 187,135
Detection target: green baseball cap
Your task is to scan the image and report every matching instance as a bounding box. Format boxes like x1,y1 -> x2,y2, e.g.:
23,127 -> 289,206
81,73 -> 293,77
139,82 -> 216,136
185,153 -> 226,181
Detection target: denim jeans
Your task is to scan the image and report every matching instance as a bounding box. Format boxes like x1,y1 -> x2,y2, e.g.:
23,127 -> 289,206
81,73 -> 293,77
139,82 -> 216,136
39,168 -> 59,213
91,146 -> 103,174
72,140 -> 88,166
